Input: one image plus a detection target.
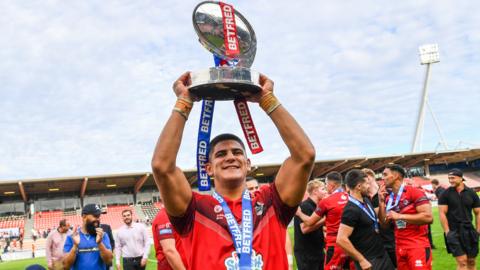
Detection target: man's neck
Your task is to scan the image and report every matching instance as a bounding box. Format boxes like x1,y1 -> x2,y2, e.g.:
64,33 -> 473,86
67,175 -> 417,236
309,195 -> 319,203
392,180 -> 403,194
215,181 -> 245,200
455,182 -> 465,192
350,190 -> 364,202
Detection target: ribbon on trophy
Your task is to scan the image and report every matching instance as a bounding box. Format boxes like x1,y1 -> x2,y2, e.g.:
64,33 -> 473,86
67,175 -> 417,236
196,2 -> 263,191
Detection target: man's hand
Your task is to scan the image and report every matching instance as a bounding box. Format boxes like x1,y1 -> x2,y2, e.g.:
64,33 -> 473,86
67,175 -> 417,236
359,259 -> 372,270
386,211 -> 401,221
95,227 -> 104,244
378,183 -> 387,204
172,72 -> 197,101
116,264 -> 123,270
72,230 -> 80,246
245,74 -> 274,103
141,258 -> 147,267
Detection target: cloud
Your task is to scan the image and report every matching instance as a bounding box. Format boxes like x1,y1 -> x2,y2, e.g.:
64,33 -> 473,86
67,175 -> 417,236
0,0 -> 479,180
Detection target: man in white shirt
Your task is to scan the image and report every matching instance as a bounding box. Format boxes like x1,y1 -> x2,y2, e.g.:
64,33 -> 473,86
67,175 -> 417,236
114,209 -> 151,270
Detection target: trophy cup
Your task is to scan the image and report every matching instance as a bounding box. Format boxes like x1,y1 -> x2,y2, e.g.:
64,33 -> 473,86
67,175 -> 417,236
190,1 -> 261,100
190,1 -> 263,191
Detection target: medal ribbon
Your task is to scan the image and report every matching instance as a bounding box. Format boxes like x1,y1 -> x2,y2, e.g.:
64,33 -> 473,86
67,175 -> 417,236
196,99 -> 215,191
213,190 -> 253,270
386,184 -> 405,211
348,195 -> 379,231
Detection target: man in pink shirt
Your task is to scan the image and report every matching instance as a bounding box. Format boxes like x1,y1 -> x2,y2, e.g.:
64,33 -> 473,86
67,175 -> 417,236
46,219 -> 70,270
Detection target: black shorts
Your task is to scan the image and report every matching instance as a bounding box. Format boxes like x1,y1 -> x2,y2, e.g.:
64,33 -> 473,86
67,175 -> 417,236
445,229 -> 479,257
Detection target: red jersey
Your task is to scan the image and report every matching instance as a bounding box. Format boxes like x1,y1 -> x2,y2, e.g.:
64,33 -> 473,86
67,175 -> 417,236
386,185 -> 430,248
169,183 -> 296,270
314,191 -> 348,247
152,208 -> 188,270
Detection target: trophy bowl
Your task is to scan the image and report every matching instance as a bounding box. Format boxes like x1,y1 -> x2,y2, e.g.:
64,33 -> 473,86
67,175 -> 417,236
190,67 -> 261,100
189,1 -> 260,100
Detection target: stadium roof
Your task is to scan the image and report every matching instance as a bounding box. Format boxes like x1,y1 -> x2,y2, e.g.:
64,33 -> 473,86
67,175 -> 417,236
1,148 -> 479,201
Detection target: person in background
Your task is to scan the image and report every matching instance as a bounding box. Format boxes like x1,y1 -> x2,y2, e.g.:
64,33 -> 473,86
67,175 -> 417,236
63,204 -> 113,270
431,179 -> 445,200
46,219 -> 70,270
152,206 -> 187,270
294,179 -> 326,270
115,209 -> 151,270
439,168 -> 480,270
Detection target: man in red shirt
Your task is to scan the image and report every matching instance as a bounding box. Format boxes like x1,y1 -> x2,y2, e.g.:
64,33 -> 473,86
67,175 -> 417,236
151,72 -> 315,269
378,164 -> 433,270
152,206 -> 187,270
296,171 -> 351,270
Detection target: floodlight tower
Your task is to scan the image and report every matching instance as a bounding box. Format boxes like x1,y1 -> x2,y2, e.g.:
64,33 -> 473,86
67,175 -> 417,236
411,44 -> 440,153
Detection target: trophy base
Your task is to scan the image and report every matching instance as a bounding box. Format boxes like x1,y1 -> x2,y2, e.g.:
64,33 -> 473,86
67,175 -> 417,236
189,67 -> 261,100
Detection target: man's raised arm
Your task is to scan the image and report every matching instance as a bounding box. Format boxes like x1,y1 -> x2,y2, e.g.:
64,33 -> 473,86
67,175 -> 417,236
249,75 -> 315,207
151,72 -> 194,217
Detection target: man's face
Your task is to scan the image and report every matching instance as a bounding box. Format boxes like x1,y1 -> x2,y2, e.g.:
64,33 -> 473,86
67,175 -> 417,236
206,140 -> 251,183
313,184 -> 328,199
83,214 -> 100,234
122,211 -> 132,225
358,178 -> 370,196
60,223 -> 70,233
448,175 -> 463,187
382,168 -> 397,188
246,180 -> 259,196
325,180 -> 338,194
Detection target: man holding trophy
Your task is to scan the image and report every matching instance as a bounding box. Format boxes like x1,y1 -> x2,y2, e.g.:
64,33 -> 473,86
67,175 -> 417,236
151,3 -> 315,270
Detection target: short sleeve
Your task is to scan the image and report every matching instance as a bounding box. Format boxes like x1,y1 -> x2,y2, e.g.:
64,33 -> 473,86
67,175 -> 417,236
63,235 -> 73,253
169,195 -> 196,236
156,218 -> 175,241
410,187 -> 430,207
471,190 -> 480,208
300,201 -> 314,216
102,233 -> 112,250
341,204 -> 359,228
315,199 -> 326,217
269,183 -> 298,227
438,190 -> 449,205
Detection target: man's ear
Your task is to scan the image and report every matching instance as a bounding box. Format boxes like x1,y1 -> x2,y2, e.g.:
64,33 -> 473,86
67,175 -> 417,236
206,162 -> 213,177
247,158 -> 252,172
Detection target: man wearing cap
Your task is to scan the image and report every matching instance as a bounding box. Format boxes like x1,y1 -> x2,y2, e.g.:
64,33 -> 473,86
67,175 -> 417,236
378,164 -> 433,270
439,168 -> 480,270
63,204 -> 113,270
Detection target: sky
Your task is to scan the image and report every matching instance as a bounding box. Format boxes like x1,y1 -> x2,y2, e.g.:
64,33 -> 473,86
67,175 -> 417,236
1,0 -> 479,180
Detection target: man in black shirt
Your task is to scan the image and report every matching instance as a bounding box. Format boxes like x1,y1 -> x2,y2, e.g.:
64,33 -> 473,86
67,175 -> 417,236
364,168 -> 397,267
294,179 -> 327,270
439,168 -> 480,270
337,169 -> 394,270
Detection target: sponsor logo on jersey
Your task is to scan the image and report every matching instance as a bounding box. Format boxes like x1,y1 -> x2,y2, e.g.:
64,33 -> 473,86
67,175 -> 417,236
224,249 -> 263,270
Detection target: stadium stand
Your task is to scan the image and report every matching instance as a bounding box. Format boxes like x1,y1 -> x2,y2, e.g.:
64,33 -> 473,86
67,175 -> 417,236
101,205 -> 139,230
140,202 -> 161,220
0,214 -> 26,229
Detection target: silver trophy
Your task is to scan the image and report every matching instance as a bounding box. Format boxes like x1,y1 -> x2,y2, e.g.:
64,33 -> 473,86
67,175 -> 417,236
190,1 -> 261,100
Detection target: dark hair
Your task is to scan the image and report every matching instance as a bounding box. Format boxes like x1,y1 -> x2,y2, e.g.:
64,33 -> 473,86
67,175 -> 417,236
209,133 -> 246,158
384,164 -> 406,178
122,209 -> 132,215
431,179 -> 439,185
345,169 -> 367,189
326,171 -> 342,183
59,219 -> 67,227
